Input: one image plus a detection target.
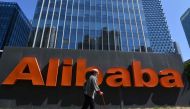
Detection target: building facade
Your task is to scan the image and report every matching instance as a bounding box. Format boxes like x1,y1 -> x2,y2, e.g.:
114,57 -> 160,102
142,0 -> 174,53
173,41 -> 181,54
0,2 -> 32,50
181,8 -> 190,48
30,0 -> 174,53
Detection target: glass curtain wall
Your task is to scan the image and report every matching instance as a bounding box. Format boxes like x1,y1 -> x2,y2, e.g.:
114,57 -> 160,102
31,0 -> 150,52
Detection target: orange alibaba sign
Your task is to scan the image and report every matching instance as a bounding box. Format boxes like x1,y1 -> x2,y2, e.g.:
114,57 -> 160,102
2,57 -> 184,88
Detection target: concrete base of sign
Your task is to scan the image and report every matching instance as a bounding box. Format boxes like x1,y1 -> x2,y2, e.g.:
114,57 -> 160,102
0,47 -> 189,109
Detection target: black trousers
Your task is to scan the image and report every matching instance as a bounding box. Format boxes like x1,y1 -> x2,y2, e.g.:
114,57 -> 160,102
81,94 -> 95,109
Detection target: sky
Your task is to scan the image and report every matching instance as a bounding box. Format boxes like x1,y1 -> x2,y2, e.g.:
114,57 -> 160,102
1,0 -> 190,62
161,0 -> 190,62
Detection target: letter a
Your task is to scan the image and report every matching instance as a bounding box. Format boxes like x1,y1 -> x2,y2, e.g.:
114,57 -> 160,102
2,57 -> 44,86
160,69 -> 184,88
106,67 -> 131,87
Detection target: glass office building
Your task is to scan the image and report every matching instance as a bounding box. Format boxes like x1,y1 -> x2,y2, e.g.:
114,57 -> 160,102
181,8 -> 190,48
142,0 -> 174,53
0,2 -> 32,50
30,0 -> 174,53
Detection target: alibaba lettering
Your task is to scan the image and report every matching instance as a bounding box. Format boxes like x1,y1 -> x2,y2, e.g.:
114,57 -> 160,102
2,57 -> 184,88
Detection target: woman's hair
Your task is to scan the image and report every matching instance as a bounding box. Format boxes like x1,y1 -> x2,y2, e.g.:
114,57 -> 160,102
85,71 -> 97,80
91,71 -> 98,75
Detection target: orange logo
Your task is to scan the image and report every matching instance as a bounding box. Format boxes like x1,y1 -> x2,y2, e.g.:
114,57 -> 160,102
2,57 -> 184,88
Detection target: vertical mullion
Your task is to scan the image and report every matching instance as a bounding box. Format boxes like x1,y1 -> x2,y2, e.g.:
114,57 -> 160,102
111,0 -> 116,51
40,0 -> 51,48
127,0 -> 135,52
132,0 -> 141,52
68,0 -> 75,49
122,0 -> 130,52
95,0 -> 97,50
116,0 -> 123,51
47,0 -> 57,48
75,0 -> 80,49
101,0 -> 103,51
61,0 -> 69,48
82,0 -> 86,50
54,0 -> 63,48
106,0 -> 110,51
137,0 -> 148,52
89,0 -> 91,50
33,0 -> 45,47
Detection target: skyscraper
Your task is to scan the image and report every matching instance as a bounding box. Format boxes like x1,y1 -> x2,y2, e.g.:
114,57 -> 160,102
142,0 -> 174,53
181,8 -> 190,48
173,41 -> 181,54
30,0 -> 174,53
0,2 -> 32,50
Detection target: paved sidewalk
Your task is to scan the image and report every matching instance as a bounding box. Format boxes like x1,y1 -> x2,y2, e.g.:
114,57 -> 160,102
127,107 -> 190,109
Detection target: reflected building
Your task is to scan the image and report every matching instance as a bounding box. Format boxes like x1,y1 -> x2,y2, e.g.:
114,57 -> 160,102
30,0 -> 174,53
29,27 -> 57,48
78,27 -> 121,51
78,35 -> 96,50
97,27 -> 121,51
